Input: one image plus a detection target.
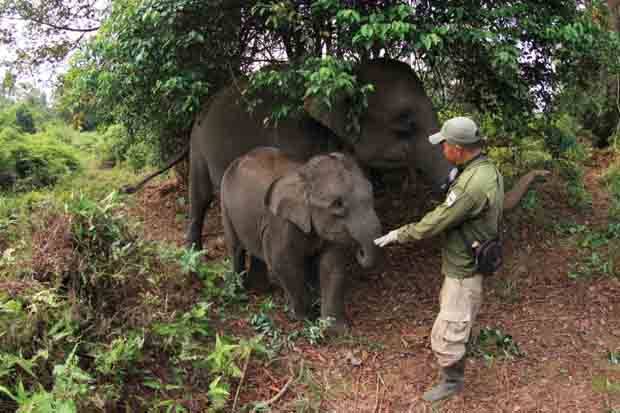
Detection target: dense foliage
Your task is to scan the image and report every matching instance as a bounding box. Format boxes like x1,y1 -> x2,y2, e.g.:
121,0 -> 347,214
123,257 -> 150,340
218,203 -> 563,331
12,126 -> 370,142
0,0 -> 104,68
53,0 -> 620,161
1,3 -> 620,411
0,97 -> 82,191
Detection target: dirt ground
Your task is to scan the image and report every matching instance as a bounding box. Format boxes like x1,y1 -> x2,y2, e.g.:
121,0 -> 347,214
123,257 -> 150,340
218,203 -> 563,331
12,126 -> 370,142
132,150 -> 620,413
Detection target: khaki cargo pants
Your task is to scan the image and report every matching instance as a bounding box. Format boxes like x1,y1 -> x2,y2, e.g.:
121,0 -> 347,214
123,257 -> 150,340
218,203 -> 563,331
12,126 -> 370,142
431,275 -> 483,367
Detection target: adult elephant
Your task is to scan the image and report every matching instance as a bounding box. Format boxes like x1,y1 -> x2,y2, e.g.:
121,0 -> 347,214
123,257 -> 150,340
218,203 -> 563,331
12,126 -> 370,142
123,58 -> 541,249
221,147 -> 381,333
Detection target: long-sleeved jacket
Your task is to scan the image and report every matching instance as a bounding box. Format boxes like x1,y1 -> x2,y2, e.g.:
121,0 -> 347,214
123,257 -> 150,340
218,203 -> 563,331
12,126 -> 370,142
397,155 -> 504,278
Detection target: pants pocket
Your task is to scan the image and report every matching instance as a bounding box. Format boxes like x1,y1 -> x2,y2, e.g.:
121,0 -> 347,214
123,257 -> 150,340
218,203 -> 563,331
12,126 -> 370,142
431,318 -> 472,366
443,320 -> 471,345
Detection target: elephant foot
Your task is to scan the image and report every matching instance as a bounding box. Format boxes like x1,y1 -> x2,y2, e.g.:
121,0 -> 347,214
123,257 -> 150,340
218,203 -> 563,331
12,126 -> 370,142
325,318 -> 349,336
319,313 -> 349,336
287,304 -> 309,322
292,309 -> 308,322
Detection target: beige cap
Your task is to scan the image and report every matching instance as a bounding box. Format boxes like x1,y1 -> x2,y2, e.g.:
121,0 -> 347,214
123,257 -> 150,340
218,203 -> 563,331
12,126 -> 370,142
429,116 -> 481,145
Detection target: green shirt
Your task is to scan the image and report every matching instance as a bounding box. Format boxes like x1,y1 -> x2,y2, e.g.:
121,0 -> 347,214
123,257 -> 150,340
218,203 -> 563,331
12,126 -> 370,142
396,155 -> 504,278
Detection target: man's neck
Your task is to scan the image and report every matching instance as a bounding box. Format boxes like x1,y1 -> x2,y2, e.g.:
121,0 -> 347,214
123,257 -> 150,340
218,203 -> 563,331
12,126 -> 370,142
458,149 -> 482,166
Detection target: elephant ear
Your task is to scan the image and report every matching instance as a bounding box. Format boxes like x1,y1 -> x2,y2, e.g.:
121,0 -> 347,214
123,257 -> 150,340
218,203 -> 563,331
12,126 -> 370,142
304,93 -> 350,141
265,172 -> 312,234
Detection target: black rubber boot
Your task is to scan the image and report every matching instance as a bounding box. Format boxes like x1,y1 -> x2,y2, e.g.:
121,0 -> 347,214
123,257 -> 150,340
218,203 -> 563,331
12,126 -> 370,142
422,359 -> 465,402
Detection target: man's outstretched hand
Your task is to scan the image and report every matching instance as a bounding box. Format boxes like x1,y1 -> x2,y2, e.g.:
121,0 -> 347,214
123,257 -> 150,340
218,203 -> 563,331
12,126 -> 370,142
374,229 -> 400,247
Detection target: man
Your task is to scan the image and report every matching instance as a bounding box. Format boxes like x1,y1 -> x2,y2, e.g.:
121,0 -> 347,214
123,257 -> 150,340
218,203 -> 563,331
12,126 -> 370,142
374,116 -> 504,402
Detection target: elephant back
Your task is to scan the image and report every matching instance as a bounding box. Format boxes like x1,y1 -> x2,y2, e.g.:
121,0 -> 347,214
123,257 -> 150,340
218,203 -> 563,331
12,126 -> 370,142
192,83 -> 331,189
221,147 -> 303,259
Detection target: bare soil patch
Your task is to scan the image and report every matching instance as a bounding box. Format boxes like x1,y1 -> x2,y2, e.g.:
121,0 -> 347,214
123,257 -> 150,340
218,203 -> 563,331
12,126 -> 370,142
131,150 -> 620,413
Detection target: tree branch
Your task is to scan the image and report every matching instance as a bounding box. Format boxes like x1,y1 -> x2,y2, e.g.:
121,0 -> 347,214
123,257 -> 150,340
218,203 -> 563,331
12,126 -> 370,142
16,15 -> 100,32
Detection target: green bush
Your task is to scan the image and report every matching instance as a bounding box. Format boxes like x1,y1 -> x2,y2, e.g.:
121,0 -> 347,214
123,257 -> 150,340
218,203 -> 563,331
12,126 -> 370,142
482,111 -> 592,210
69,130 -> 100,153
125,140 -> 153,172
603,162 -> 620,220
0,291 -> 46,353
437,109 -> 555,180
97,124 -> 130,165
41,121 -> 80,145
487,139 -> 553,182
96,124 -> 157,171
1,188 -> 264,411
557,158 -> 591,209
0,126 -> 22,143
468,326 -> 524,362
0,134 -> 81,190
539,113 -> 581,157
15,105 -> 36,134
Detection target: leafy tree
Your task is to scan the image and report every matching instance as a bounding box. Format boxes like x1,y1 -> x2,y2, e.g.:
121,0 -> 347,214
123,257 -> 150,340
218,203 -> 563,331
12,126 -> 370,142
53,63 -> 104,131
552,1 -> 620,145
61,0 -> 620,163
63,0 -> 252,165
14,104 -> 35,133
0,0 -> 106,68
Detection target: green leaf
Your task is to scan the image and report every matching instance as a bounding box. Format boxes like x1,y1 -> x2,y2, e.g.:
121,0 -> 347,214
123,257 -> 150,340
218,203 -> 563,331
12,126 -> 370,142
143,379 -> 162,390
422,35 -> 432,50
0,384 -> 16,401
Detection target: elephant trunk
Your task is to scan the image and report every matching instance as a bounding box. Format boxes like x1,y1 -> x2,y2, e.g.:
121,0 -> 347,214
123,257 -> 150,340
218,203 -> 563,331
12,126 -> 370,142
504,170 -> 550,211
350,210 -> 382,269
355,244 -> 378,269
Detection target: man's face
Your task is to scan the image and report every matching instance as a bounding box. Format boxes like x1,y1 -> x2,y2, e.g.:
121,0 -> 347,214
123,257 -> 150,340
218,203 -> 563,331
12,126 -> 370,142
441,141 -> 463,164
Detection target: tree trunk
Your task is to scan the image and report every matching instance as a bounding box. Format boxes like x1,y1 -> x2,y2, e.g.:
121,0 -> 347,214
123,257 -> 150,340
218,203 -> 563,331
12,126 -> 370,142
587,1 -> 620,144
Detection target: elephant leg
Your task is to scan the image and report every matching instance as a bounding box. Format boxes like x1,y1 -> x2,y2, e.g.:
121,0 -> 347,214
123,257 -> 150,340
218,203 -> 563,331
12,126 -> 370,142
318,247 -> 349,334
187,154 -> 213,250
244,256 -> 272,293
221,206 -> 243,274
232,247 -> 245,275
303,257 -> 321,317
272,257 -> 309,321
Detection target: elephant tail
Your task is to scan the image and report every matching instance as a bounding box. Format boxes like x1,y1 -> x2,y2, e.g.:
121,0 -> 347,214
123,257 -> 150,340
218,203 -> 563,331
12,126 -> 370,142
503,169 -> 551,211
120,146 -> 190,194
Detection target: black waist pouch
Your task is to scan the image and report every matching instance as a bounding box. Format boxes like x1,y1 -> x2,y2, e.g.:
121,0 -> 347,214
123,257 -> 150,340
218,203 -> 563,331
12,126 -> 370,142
473,238 -> 503,276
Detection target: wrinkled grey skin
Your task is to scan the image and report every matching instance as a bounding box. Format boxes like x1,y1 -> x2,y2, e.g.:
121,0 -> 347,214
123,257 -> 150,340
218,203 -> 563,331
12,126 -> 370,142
123,58 -> 454,250
221,147 -> 382,333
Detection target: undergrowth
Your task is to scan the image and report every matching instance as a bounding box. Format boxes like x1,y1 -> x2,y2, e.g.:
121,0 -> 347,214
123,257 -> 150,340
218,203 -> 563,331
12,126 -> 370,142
555,221 -> 620,279
0,174 -> 337,412
468,326 -> 525,364
0,190 -> 269,412
2,109 -> 617,411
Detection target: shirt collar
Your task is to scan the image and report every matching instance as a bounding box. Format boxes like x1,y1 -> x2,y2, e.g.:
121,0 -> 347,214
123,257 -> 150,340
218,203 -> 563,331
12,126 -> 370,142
459,152 -> 486,172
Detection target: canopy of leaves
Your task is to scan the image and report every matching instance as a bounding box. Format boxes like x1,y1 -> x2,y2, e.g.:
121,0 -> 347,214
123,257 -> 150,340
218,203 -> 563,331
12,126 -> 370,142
58,0 -> 256,156
59,0 -> 620,159
0,0 -> 106,69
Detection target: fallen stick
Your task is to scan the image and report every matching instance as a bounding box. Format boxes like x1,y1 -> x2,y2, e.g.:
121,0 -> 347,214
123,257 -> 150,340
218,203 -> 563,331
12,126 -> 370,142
250,359 -> 304,412
251,376 -> 294,413
232,349 -> 252,412
373,373 -> 381,413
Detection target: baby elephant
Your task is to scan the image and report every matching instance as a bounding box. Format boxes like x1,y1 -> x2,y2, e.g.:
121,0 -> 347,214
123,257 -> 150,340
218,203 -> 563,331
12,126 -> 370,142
221,147 -> 382,333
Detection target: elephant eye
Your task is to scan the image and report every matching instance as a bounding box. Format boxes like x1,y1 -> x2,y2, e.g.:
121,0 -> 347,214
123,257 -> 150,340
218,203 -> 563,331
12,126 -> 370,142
396,129 -> 412,140
330,198 -> 346,216
393,112 -> 415,138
